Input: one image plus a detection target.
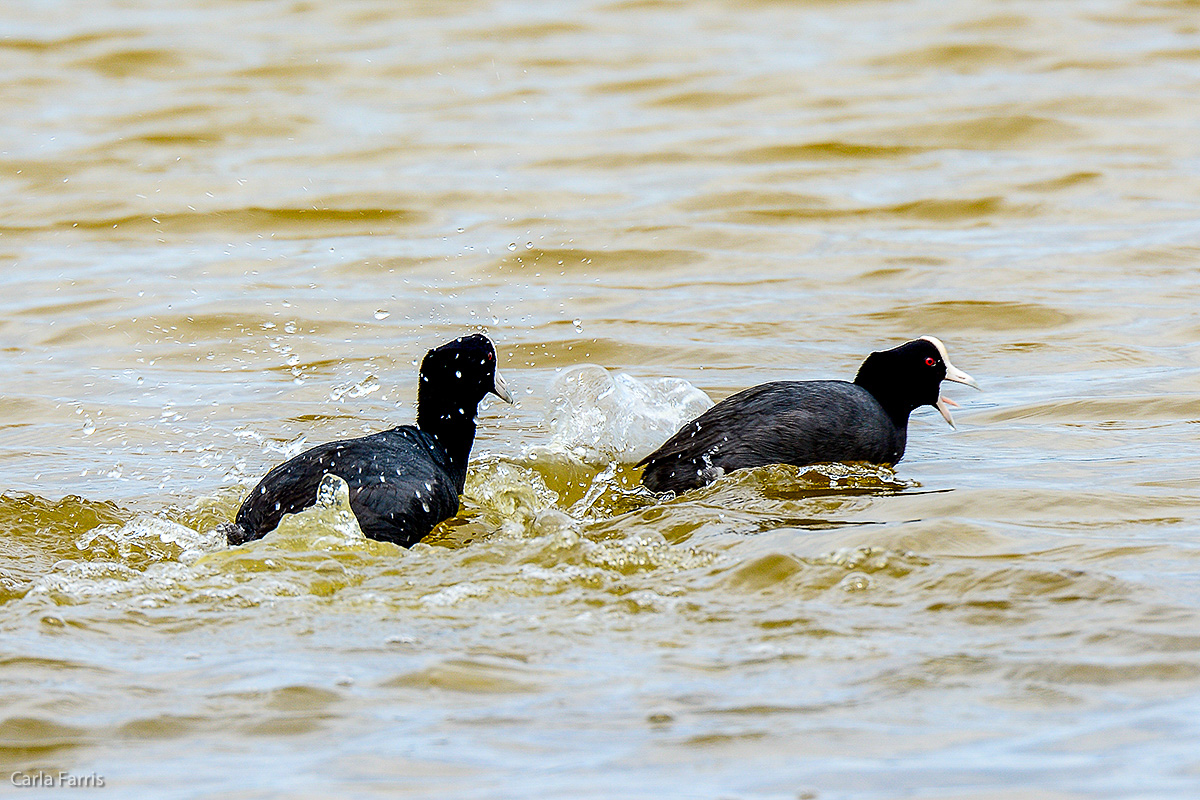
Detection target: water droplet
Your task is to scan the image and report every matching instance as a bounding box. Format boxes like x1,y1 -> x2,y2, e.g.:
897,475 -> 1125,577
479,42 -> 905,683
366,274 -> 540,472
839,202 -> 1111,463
330,374 -> 381,402
572,318 -> 583,333
839,572 -> 871,592
374,310 -> 390,320
508,242 -> 518,251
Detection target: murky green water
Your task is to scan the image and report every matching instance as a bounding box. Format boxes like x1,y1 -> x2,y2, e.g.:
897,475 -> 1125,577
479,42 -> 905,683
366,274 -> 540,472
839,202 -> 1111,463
4,0 -> 1200,796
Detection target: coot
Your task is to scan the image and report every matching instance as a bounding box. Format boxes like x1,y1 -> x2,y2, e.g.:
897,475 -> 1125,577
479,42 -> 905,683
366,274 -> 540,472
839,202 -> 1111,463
221,333 -> 513,547
638,336 -> 977,493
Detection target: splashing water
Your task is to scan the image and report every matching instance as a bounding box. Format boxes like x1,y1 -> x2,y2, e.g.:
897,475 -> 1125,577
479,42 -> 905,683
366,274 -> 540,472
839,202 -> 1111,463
269,473 -> 368,547
459,459 -> 560,534
532,364 -> 713,466
75,514 -> 225,568
329,374 -> 381,403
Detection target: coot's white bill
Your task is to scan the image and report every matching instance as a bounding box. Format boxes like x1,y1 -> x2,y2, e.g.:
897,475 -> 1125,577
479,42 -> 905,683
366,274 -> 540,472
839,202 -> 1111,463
492,367 -> 514,403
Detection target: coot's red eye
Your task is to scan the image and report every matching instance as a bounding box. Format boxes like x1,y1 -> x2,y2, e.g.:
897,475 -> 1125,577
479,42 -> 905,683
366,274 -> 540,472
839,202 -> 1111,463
925,357 -> 937,367
486,352 -> 494,362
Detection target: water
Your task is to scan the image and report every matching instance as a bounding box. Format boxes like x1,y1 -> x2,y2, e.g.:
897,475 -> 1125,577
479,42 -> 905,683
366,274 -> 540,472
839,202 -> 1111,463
3,0 -> 1200,796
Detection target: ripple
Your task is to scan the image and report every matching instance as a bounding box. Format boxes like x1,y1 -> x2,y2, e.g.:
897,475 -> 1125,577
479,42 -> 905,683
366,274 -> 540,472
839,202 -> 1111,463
733,141 -> 925,163
721,196 -> 1034,224
495,247 -> 702,274
723,553 -> 803,591
381,658 -> 544,694
648,90 -> 757,109
0,32 -> 132,53
1018,171 -> 1102,191
1014,659 -> 1200,686
117,714 -> 206,740
72,48 -> 186,79
870,43 -> 1040,72
0,717 -> 90,756
865,300 -> 1076,332
880,114 -> 1081,149
73,206 -> 424,238
975,396 -> 1200,424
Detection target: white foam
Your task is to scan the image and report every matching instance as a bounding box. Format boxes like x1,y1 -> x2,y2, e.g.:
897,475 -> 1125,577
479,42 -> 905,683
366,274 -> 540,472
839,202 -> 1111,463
419,581 -> 490,607
461,459 -> 559,535
533,364 -> 713,465
76,514 -> 225,567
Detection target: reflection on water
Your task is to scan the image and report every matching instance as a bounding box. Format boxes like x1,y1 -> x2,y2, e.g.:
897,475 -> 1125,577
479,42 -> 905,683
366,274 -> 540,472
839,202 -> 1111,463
3,0 -> 1200,796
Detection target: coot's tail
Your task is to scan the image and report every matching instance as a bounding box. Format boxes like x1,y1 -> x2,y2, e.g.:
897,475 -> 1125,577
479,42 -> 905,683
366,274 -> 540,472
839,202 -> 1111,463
218,520 -> 256,546
639,456 -> 716,494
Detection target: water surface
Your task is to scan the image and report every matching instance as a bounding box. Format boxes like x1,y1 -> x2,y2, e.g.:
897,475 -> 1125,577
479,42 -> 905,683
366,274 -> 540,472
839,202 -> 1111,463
3,0 -> 1200,797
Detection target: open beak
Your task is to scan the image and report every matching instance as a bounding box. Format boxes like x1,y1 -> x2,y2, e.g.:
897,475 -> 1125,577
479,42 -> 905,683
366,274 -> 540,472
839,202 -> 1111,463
491,367 -> 515,404
936,396 -> 960,428
936,360 -> 979,428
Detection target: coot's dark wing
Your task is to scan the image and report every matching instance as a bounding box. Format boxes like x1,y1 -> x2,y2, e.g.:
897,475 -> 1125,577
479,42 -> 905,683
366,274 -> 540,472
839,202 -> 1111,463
231,426 -> 462,546
233,439 -> 349,538
638,381 -> 902,493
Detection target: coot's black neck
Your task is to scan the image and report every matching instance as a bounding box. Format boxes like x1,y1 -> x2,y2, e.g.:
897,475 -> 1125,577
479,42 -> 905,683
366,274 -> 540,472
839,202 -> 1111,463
853,370 -> 917,429
416,389 -> 480,477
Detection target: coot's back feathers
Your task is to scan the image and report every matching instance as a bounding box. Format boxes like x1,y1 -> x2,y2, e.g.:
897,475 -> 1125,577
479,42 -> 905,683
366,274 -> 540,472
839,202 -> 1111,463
637,380 -> 904,493
226,427 -> 460,546
639,337 -> 976,494
223,333 -> 512,547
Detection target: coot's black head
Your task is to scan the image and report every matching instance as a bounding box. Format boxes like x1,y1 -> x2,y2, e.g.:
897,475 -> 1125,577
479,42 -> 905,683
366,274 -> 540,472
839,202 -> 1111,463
417,334 -> 513,432
853,336 -> 978,426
